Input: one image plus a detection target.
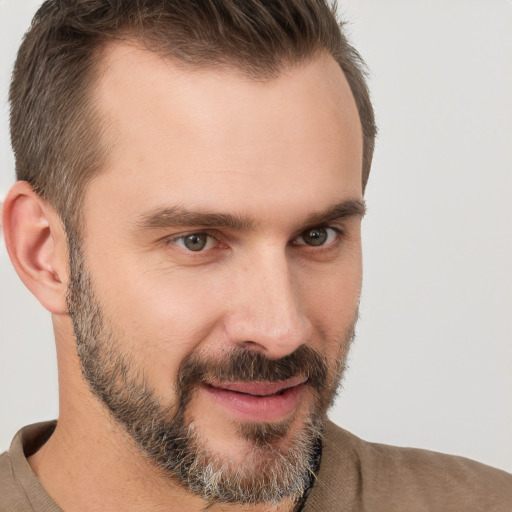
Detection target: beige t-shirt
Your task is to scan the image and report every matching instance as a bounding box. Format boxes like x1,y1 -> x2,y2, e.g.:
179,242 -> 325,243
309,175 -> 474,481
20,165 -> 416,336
1,420 -> 511,511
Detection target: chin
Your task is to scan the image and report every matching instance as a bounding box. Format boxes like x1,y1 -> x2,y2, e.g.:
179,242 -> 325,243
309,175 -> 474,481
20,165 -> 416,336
174,411 -> 324,505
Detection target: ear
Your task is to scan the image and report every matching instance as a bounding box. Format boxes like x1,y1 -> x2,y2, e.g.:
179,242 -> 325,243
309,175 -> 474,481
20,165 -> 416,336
2,181 -> 69,315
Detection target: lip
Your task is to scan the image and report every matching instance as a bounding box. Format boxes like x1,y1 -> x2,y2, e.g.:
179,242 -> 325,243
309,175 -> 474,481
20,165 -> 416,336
203,376 -> 308,422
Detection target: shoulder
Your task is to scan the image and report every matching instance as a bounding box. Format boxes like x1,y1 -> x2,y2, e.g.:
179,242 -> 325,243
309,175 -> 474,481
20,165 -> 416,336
305,421 -> 512,512
0,449 -> 33,511
0,422 -> 59,512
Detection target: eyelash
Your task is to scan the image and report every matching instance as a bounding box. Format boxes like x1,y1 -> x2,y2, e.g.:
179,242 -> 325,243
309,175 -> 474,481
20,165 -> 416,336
166,225 -> 344,252
167,230 -> 221,251
291,226 -> 342,247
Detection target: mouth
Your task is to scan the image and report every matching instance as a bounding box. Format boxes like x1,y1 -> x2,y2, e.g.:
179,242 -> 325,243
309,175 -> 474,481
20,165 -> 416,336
202,376 -> 308,422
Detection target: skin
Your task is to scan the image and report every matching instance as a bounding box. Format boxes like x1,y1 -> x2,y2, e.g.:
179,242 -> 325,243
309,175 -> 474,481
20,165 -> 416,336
2,44 -> 363,512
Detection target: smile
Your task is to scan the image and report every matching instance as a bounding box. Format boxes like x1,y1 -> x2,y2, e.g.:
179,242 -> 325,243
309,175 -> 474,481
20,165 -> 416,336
203,376 -> 308,422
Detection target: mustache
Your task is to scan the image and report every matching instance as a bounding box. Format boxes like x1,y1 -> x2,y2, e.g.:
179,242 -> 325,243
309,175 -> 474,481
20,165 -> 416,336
176,345 -> 329,406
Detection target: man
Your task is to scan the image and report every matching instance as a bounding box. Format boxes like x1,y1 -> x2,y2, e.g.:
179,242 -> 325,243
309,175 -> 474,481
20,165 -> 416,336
0,1 -> 510,511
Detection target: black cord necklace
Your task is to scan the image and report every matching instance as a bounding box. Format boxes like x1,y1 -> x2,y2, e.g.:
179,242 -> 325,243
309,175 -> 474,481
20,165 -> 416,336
293,437 -> 323,512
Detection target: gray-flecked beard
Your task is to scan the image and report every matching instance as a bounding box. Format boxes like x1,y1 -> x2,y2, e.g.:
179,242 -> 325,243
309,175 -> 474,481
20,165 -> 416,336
66,238 -> 354,505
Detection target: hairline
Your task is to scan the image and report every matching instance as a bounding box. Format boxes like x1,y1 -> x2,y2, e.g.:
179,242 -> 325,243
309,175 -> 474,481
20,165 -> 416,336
64,38 -> 366,239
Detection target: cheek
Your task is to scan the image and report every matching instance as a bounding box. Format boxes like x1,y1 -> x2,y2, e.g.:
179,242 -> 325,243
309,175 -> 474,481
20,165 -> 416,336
296,253 -> 362,346
299,250 -> 362,303
89,263 -> 229,399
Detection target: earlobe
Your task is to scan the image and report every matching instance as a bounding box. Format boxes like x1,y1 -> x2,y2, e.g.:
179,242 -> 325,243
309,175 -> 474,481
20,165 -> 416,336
2,181 -> 69,315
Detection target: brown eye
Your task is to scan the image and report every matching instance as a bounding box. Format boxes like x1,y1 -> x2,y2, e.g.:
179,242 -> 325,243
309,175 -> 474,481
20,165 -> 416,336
294,227 -> 338,247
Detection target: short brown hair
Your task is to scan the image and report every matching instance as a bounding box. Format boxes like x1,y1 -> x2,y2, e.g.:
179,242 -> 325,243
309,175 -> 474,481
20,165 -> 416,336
10,0 -> 376,235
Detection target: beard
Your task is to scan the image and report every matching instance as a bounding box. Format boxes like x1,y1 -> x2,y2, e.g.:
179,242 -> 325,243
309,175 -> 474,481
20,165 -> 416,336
66,238 -> 355,505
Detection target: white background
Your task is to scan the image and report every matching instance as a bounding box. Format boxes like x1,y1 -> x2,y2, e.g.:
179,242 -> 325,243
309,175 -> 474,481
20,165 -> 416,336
1,1 -> 511,473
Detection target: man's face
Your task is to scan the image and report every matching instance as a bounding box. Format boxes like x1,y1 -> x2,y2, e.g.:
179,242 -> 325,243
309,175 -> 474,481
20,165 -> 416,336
69,45 -> 363,504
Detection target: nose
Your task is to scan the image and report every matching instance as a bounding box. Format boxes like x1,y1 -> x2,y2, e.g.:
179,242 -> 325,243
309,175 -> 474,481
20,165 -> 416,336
223,248 -> 313,359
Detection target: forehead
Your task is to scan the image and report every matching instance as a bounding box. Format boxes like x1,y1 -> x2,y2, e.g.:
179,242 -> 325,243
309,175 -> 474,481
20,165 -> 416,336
85,43 -> 363,228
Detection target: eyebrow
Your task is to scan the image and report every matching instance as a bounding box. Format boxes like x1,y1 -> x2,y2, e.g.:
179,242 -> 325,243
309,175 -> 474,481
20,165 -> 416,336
137,207 -> 256,231
303,199 -> 366,227
136,199 -> 366,232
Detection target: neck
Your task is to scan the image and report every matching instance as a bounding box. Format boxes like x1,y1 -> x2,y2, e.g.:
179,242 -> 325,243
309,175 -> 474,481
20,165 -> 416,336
29,385 -> 297,512
29,319 -> 296,512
